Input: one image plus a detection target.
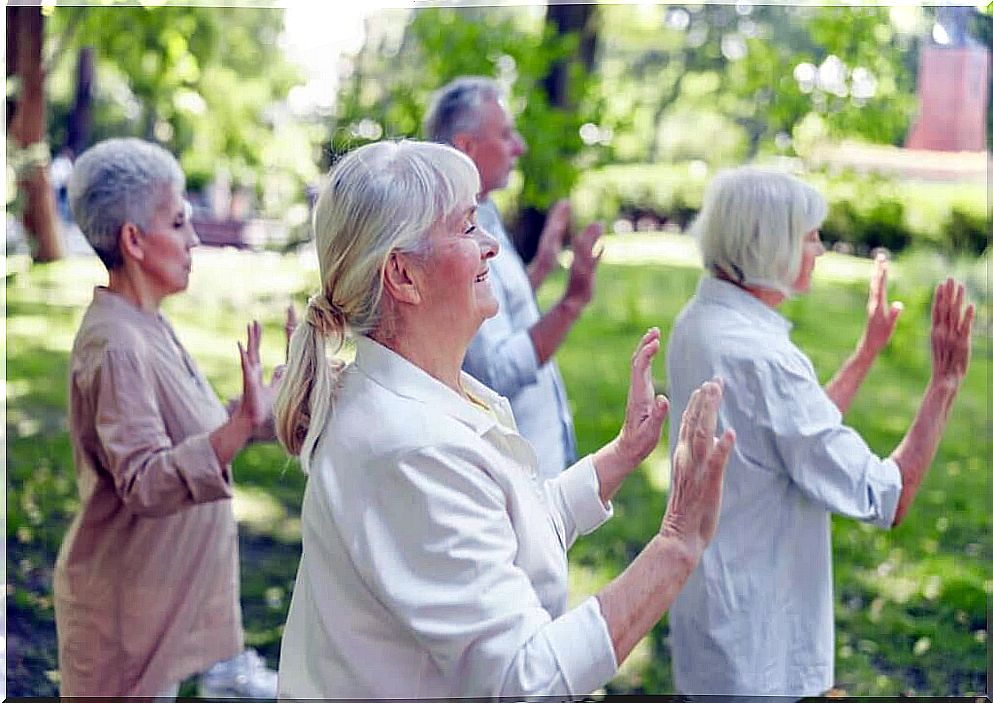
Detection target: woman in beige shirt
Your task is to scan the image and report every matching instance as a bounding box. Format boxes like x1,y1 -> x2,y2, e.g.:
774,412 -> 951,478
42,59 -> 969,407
54,138 -> 281,696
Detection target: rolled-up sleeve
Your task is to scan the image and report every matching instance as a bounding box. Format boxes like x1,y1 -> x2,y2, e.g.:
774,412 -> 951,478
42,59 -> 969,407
544,454 -> 613,548
764,356 -> 903,528
353,444 -> 617,698
93,349 -> 231,516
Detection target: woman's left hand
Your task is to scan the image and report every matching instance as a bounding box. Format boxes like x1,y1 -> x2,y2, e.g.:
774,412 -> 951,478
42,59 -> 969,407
859,253 -> 903,357
234,321 -> 284,432
593,328 -> 670,504
616,327 -> 670,469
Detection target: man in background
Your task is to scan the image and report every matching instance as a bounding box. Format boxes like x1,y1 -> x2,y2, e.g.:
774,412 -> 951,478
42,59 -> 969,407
424,76 -> 603,479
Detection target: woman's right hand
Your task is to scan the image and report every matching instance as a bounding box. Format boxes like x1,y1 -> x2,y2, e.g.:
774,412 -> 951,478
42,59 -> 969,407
660,379 -> 735,555
930,277 -> 974,390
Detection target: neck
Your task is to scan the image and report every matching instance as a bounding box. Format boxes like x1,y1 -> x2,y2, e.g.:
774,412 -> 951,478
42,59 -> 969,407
714,269 -> 786,308
369,319 -> 468,398
107,267 -> 163,313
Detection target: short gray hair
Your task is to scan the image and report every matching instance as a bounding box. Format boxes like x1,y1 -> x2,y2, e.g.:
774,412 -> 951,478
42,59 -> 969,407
423,76 -> 504,145
68,137 -> 184,270
692,167 -> 827,295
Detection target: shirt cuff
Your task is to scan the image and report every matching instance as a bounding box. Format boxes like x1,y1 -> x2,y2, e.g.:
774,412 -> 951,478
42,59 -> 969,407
174,432 -> 234,503
558,455 -> 613,536
543,596 -> 618,695
870,457 -> 903,529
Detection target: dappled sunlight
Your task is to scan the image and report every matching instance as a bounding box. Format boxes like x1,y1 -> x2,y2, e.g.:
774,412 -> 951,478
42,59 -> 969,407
642,445 -> 671,494
232,485 -> 301,542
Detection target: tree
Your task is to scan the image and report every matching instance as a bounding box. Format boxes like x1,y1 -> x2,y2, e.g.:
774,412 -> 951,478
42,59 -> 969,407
7,5 -> 63,262
330,5 -> 604,260
43,4 -> 314,210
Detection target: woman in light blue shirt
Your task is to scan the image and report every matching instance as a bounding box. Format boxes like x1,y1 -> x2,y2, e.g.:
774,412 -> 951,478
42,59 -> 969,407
665,167 -> 974,698
272,140 -> 736,697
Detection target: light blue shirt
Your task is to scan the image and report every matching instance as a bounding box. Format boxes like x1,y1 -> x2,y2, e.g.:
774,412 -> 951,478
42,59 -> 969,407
463,199 -> 578,479
665,276 -> 902,697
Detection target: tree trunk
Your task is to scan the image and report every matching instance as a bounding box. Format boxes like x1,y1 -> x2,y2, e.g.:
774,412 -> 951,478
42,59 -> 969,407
514,3 -> 597,264
67,46 -> 94,157
8,6 -> 63,262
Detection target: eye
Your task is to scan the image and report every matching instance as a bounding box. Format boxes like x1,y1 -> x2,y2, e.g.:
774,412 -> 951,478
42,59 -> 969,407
464,224 -> 477,236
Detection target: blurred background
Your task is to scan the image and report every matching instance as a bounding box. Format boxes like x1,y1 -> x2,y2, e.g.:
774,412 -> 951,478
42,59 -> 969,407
5,0 -> 990,697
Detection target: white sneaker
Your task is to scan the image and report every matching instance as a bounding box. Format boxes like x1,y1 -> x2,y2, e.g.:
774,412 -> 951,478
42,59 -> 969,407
198,648 -> 277,698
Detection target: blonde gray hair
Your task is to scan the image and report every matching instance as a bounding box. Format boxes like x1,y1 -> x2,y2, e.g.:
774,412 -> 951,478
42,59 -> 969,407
692,167 -> 827,295
275,140 -> 480,471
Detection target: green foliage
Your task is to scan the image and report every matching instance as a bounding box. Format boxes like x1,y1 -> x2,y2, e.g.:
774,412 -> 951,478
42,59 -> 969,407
330,6 -> 600,211
594,4 -> 923,163
44,5 -> 316,211
943,207 -> 990,257
571,162 -> 987,256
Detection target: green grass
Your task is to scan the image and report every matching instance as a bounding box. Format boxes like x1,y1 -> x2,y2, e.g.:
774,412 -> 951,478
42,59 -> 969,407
5,243 -> 989,695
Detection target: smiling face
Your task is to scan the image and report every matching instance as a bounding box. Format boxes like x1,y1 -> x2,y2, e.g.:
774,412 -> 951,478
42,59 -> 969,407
412,200 -> 500,344
460,98 -> 526,198
791,228 -> 825,294
136,186 -> 199,300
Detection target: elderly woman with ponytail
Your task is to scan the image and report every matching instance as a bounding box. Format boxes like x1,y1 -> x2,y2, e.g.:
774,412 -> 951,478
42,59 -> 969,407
274,139 -> 736,698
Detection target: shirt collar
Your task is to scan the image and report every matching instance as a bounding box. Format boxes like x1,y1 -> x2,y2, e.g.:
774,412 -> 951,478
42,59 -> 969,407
352,335 -> 510,435
91,286 -> 168,328
696,276 -> 792,334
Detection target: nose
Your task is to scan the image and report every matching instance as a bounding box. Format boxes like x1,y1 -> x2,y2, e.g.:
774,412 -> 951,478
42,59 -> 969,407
476,225 -> 499,260
513,131 -> 526,157
187,223 -> 200,249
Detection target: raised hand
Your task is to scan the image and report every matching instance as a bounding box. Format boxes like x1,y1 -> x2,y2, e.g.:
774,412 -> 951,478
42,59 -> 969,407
930,277 -> 974,388
235,321 -> 267,428
860,253 -> 903,357
616,327 -> 670,468
661,379 -> 735,552
284,304 -> 298,361
563,221 -> 604,309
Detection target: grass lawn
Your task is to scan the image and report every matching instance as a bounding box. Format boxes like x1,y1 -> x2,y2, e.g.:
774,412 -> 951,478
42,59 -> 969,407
5,238 -> 989,696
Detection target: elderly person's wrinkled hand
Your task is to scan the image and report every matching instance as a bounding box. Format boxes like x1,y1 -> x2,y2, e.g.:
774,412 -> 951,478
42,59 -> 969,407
616,327 -> 669,466
594,328 -> 670,503
859,253 -> 903,357
563,221 -> 603,310
528,199 -> 571,289
284,304 -> 299,361
930,277 -> 974,388
233,321 -> 282,431
661,379 -> 735,554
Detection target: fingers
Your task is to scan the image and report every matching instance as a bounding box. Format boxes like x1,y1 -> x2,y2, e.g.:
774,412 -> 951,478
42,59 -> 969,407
707,428 -> 736,477
631,327 -> 661,364
679,378 -> 723,458
960,302 -> 975,337
285,305 -> 298,361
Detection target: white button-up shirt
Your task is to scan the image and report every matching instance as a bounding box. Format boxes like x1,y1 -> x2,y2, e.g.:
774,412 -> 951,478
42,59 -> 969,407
278,335 -> 617,698
462,199 -> 577,479
665,277 -> 902,697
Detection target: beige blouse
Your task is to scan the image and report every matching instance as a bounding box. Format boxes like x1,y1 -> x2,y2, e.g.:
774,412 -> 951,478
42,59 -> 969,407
54,287 -> 242,695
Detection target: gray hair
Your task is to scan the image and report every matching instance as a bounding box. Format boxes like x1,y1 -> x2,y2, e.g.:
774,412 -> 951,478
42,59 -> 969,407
68,137 -> 184,270
275,140 -> 480,472
423,76 -> 504,145
692,167 -> 827,295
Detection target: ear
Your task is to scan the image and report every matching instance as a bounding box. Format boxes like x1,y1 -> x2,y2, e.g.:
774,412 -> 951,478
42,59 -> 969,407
382,251 -> 423,306
118,222 -> 146,264
451,132 -> 476,159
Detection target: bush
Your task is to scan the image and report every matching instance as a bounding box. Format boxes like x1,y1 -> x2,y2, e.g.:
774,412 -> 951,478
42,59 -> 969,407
571,162 -> 986,256
944,207 -> 989,257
